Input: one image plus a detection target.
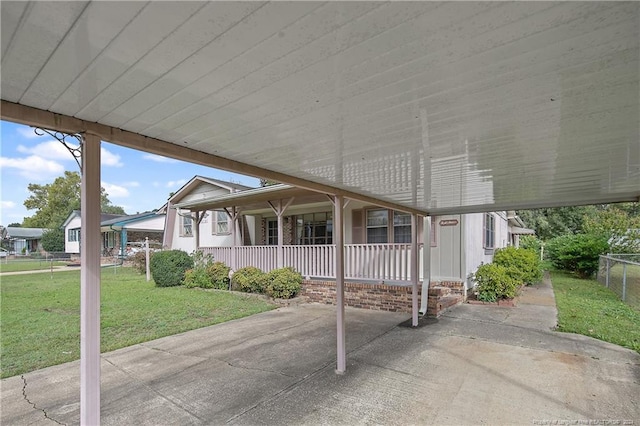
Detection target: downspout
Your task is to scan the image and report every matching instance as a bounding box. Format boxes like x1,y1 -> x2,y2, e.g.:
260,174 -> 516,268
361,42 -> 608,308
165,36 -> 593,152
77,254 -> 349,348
459,215 -> 467,298
419,216 -> 431,315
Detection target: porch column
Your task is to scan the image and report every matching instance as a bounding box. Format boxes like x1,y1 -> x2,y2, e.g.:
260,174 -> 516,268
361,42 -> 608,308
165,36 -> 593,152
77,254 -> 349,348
194,211 -> 206,251
420,216 -> 432,315
334,195 -> 346,373
224,207 -> 240,271
268,199 -> 294,269
80,133 -> 101,425
411,214 -> 419,326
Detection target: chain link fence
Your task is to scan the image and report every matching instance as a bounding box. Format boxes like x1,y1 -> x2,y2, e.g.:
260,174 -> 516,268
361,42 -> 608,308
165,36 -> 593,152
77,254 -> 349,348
597,254 -> 640,310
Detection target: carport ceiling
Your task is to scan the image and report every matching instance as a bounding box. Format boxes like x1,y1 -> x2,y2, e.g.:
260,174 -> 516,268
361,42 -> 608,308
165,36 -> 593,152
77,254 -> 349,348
2,1 -> 639,215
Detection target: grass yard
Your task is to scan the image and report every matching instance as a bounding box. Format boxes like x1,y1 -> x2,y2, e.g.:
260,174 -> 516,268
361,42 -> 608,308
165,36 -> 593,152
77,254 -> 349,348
0,267 -> 276,378
551,270 -> 640,353
0,259 -> 69,273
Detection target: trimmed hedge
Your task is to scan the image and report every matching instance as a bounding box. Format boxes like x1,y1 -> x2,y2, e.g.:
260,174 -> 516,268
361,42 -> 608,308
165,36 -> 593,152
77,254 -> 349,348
265,267 -> 302,299
232,266 -> 267,293
546,233 -> 609,278
207,261 -> 231,290
493,246 -> 541,285
473,263 -> 518,302
149,250 -> 193,287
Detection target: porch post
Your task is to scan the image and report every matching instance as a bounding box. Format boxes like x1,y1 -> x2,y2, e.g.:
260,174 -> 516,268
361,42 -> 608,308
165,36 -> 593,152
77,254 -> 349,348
334,195 -> 346,373
80,133 -> 101,425
420,216 -> 432,315
277,201 -> 284,268
411,214 -> 419,326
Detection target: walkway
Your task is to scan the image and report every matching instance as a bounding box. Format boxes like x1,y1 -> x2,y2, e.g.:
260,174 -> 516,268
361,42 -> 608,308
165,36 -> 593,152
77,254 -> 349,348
2,276 -> 639,424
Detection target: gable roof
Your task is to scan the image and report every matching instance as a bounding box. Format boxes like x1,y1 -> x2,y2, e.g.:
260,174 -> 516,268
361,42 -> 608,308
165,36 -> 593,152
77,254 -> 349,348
62,210 -> 128,229
168,175 -> 255,204
4,227 -> 45,240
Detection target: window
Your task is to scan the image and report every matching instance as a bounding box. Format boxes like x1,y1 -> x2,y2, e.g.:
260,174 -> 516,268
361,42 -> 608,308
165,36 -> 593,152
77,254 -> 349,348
213,211 -> 229,235
181,215 -> 193,237
393,212 -> 411,243
366,209 -> 388,243
484,213 -> 495,249
103,232 -> 115,248
295,212 -> 333,245
68,229 -> 80,242
267,219 -> 278,245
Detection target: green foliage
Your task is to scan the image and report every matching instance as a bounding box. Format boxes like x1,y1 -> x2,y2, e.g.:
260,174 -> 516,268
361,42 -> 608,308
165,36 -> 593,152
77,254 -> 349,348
22,171 -> 126,229
520,235 -> 542,257
232,266 -> 267,293
41,228 -> 65,252
516,206 -> 596,241
183,267 -> 212,289
149,250 -> 193,287
207,261 -> 231,290
473,263 -> 519,302
582,204 -> 640,254
493,246 -> 542,285
265,267 -> 302,299
546,233 -> 609,278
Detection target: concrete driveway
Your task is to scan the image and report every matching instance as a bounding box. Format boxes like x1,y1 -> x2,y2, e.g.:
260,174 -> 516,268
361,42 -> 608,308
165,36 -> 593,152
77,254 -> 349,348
2,278 -> 639,425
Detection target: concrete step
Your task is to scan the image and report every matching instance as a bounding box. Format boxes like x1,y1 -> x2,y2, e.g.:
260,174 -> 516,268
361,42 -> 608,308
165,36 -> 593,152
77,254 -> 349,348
428,286 -> 451,297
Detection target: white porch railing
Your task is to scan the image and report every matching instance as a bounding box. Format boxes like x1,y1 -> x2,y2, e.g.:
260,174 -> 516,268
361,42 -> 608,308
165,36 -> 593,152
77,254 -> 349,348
201,244 -> 424,282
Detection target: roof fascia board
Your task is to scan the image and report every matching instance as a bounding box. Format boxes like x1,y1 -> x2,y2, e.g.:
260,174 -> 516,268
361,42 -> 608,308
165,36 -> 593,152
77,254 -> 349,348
1,101 -> 428,216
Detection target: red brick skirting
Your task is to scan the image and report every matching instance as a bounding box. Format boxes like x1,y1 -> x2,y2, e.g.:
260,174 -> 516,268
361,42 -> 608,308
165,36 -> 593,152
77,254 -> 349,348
300,279 -> 465,317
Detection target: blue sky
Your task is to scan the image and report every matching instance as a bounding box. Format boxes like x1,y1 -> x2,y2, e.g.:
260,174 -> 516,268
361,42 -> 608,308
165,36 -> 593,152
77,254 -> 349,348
0,120 -> 260,226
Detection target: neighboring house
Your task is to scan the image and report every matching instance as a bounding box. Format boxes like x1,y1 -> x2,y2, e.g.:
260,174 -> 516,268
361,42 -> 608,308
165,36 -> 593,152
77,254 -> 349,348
162,176 -> 254,254
168,183 -> 534,294
62,211 -> 126,254
100,212 -> 166,257
1,227 -> 45,255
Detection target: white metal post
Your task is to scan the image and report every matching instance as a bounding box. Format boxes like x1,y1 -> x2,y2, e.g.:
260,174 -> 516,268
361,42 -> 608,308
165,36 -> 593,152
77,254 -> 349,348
277,201 -> 284,268
622,263 -> 627,301
145,237 -> 150,282
411,214 -> 419,326
80,133 -> 101,425
334,195 -> 346,374
420,216 -> 431,315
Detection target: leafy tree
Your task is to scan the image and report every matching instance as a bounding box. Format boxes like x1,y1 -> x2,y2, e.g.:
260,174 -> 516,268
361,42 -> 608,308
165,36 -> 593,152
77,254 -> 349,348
7,223 -> 21,227
582,204 -> 640,254
516,206 -> 596,241
259,178 -> 279,187
41,228 -> 65,252
22,171 -> 126,228
546,233 -> 609,278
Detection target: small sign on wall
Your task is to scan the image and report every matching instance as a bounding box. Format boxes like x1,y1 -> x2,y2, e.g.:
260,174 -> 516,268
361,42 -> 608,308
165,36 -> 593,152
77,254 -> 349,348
439,219 -> 459,227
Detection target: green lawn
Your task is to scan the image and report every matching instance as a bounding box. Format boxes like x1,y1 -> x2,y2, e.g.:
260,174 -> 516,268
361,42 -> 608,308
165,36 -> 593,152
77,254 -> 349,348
0,259 -> 69,273
0,268 -> 276,378
551,270 -> 640,353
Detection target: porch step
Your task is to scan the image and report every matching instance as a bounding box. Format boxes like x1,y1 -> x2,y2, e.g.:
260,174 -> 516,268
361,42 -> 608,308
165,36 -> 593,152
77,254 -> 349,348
428,286 -> 451,297
426,293 -> 464,317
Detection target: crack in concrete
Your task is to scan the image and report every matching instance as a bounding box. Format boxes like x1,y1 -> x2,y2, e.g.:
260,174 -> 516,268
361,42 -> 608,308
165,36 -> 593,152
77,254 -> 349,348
102,358 -> 207,423
21,375 -> 66,425
218,359 -> 297,378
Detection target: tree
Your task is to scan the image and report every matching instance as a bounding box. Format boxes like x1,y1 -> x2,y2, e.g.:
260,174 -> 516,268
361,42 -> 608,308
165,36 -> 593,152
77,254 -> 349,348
517,206 -> 597,241
22,171 -> 126,228
7,223 -> 21,227
41,228 -> 65,252
582,204 -> 640,254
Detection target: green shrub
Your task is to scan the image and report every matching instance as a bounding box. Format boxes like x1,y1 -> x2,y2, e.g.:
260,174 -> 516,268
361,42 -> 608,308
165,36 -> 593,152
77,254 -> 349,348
546,233 -> 609,278
232,266 -> 267,293
41,228 -> 65,252
149,250 -> 193,287
206,261 -> 231,290
493,246 -> 542,285
183,267 -> 212,288
520,235 -> 542,258
265,267 -> 302,299
473,263 -> 519,302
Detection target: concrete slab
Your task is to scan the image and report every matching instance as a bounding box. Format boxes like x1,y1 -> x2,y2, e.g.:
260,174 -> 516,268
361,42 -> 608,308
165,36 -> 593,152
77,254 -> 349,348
2,277 -> 639,425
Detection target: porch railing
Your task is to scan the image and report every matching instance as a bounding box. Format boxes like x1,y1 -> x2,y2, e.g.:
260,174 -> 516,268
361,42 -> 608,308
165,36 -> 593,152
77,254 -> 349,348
201,244 -> 424,282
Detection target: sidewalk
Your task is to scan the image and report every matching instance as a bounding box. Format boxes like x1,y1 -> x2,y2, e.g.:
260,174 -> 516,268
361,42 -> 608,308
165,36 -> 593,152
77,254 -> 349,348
2,275 -> 639,425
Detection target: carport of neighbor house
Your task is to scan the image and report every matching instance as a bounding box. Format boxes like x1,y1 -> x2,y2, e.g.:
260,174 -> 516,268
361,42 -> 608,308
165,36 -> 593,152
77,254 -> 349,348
2,281 -> 639,424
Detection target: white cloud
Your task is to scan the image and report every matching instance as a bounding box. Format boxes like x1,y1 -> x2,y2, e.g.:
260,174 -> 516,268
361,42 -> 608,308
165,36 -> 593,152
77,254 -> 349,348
166,179 -> 187,188
122,181 -> 140,188
17,127 -> 45,139
15,141 -> 122,167
1,201 -> 16,209
143,153 -> 178,163
0,155 -> 65,180
101,181 -> 129,198
17,140 -> 78,161
101,148 -> 123,167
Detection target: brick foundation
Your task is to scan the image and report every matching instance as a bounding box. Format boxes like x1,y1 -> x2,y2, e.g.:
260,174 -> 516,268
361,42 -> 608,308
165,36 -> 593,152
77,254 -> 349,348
301,279 -> 465,317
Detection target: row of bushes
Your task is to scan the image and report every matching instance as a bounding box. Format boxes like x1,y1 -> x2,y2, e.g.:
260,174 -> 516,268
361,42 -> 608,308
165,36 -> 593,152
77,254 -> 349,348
473,246 -> 541,302
146,250 -> 302,299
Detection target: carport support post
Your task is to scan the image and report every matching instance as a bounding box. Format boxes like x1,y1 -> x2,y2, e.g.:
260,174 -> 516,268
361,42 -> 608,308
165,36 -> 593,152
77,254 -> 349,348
334,195 -> 346,373
411,214 -> 419,326
80,133 -> 101,425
